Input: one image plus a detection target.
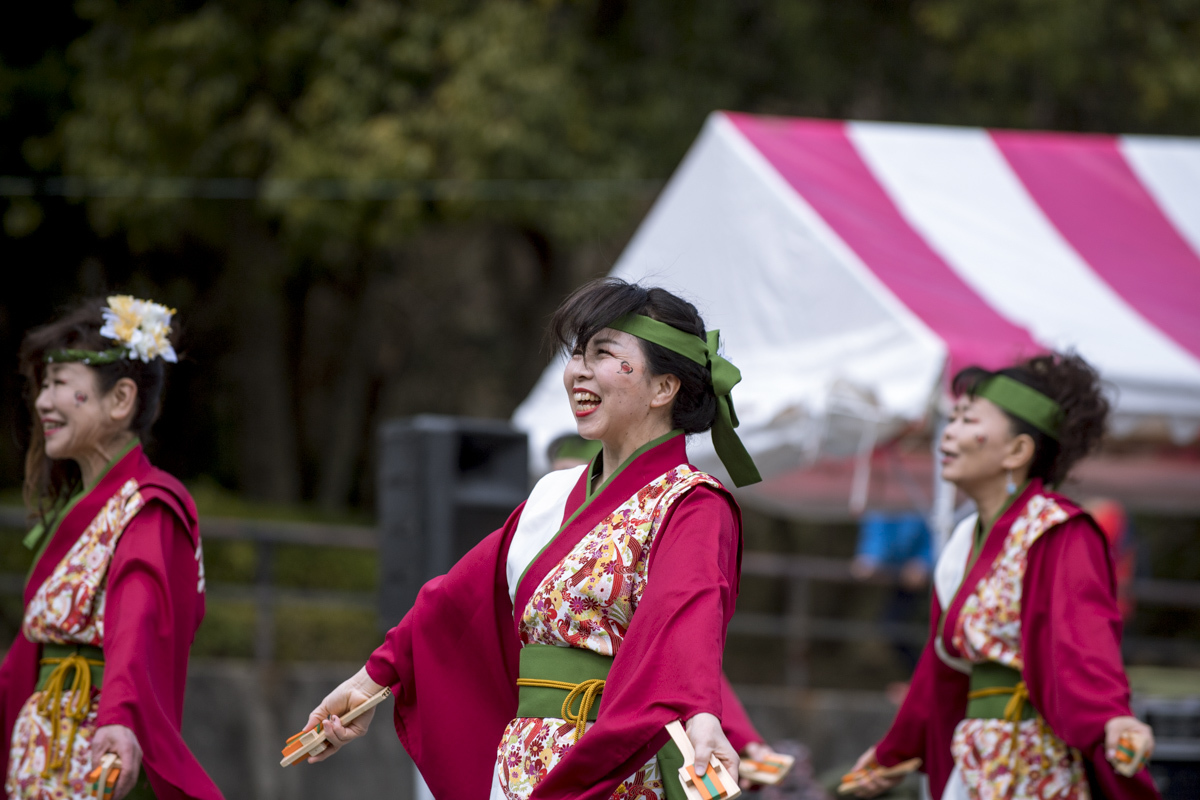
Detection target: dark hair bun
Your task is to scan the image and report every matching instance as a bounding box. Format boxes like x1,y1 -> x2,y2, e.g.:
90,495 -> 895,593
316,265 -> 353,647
952,352 -> 1110,486
549,278 -> 718,434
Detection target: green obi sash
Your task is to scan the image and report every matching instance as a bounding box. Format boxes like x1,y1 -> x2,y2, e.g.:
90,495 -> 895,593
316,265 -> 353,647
966,661 -> 1036,721
515,644 -> 689,800
29,644 -> 157,798
36,643 -> 104,692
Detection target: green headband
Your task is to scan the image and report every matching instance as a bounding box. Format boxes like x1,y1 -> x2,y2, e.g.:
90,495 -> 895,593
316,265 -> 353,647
45,348 -> 128,366
607,314 -> 762,487
975,375 -> 1063,440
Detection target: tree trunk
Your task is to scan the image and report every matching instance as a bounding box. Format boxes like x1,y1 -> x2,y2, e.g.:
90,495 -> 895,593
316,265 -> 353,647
315,272 -> 383,510
224,209 -> 302,503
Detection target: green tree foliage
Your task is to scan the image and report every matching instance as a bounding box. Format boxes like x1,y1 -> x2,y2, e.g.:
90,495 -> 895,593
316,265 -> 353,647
3,0 -> 1200,508
38,0 -> 651,504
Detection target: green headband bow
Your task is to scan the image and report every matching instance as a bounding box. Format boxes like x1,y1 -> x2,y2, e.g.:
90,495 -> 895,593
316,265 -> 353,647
608,314 -> 762,487
975,375 -> 1063,440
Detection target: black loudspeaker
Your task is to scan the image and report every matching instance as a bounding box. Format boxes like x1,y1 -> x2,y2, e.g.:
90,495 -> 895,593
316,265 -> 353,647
376,415 -> 529,630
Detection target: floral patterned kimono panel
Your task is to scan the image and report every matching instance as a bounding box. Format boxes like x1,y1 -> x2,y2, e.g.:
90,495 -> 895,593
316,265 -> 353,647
6,479 -> 145,799
496,464 -> 720,800
950,494 -> 1088,800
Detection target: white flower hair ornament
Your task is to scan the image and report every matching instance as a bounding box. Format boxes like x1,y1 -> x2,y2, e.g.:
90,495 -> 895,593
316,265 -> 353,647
99,296 -> 178,362
46,295 -> 179,366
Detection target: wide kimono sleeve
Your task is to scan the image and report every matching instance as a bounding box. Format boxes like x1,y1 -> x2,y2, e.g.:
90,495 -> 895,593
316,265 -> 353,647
875,640 -> 934,765
0,627 -> 40,781
720,674 -> 762,752
95,500 -> 223,800
531,485 -> 741,800
364,505 -> 525,800
874,594 -> 969,797
1023,517 -> 1159,800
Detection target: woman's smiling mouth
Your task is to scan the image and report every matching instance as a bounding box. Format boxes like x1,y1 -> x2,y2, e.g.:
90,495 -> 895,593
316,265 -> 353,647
573,389 -> 601,417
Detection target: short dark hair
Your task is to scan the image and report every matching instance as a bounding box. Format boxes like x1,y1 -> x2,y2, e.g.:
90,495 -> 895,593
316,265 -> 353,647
549,278 -> 718,434
19,299 -> 171,515
952,352 -> 1109,486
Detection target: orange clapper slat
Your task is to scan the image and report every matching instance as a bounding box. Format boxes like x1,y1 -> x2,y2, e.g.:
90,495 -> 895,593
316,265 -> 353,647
85,753 -> 121,799
685,764 -> 721,800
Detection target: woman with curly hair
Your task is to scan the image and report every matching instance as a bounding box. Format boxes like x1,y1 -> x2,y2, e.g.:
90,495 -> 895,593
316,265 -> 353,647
850,353 -> 1159,800
0,298 -> 223,800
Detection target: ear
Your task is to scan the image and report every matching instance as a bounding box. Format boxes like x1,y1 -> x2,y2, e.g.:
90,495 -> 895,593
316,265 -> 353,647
648,372 -> 681,411
105,377 -> 140,427
1000,432 -> 1036,472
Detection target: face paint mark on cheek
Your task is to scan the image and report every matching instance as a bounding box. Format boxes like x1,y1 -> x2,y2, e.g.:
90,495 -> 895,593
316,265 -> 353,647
74,392 -> 88,407
619,361 -> 633,375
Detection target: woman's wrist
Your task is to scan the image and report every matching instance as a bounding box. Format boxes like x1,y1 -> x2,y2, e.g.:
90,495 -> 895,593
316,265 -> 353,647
353,666 -> 386,696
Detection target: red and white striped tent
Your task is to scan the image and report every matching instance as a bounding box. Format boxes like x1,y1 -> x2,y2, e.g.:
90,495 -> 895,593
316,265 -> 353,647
513,113 -> 1200,517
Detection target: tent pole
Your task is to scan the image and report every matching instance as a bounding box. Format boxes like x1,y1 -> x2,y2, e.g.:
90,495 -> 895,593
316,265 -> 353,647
930,406 -> 956,556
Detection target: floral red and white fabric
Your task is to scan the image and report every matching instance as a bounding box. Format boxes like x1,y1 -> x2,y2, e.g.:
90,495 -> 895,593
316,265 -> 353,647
875,480 -> 1156,800
22,480 -> 144,647
7,479 -> 144,799
0,444 -> 223,800
366,432 -> 741,800
949,494 -> 1087,800
497,466 -> 720,800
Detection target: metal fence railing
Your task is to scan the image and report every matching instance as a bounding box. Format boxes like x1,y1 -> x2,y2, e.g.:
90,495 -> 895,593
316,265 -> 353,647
3,508 -> 1199,675
0,508 -> 378,664
732,550 -> 1200,686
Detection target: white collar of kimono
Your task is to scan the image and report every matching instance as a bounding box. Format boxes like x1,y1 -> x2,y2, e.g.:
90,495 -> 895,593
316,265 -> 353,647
506,465 -> 587,605
933,513 -> 978,675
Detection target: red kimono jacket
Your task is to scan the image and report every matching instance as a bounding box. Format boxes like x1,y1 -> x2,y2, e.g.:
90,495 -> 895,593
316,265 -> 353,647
0,445 -> 223,800
365,433 -> 743,799
720,678 -> 762,753
874,480 -> 1158,800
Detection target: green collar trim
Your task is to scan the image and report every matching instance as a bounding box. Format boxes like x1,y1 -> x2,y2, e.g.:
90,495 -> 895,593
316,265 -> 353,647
976,375 -> 1062,440
607,315 -> 761,487
515,430 -> 682,594
937,480 -> 1030,648
45,347 -> 128,366
23,438 -> 140,554
586,429 -> 682,501
963,480 -> 1030,584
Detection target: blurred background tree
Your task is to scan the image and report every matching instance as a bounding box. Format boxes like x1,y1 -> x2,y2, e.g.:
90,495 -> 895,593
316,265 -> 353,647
3,0 -> 1200,511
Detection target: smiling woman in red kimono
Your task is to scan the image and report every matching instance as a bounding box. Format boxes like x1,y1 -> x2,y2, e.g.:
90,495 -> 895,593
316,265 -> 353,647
0,298 -> 223,800
850,354 -> 1159,800
302,279 -> 762,799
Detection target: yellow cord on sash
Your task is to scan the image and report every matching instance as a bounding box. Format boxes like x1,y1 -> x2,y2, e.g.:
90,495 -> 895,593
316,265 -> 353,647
35,653 -> 103,778
966,681 -> 1050,774
515,678 -> 605,743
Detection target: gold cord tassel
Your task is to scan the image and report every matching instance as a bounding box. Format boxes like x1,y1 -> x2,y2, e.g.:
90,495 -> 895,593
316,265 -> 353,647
515,677 -> 606,743
35,653 -> 103,778
967,680 -> 1041,775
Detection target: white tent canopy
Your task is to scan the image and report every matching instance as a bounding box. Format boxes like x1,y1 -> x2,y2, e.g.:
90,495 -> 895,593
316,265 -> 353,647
513,113 -> 1200,516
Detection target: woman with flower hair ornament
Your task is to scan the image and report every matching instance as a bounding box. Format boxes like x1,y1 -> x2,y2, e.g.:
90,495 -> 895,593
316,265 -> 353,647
0,297 -> 223,800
